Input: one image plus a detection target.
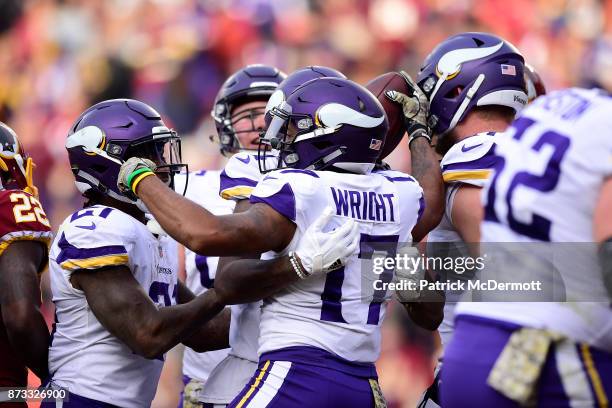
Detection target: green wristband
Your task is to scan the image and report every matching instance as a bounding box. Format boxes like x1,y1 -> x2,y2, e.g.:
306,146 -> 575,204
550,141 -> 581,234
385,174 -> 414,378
127,167 -> 154,190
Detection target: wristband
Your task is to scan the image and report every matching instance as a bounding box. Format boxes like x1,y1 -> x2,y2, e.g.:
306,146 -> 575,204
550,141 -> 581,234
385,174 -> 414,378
289,252 -> 309,279
131,171 -> 155,193
127,167 -> 154,189
408,128 -> 432,147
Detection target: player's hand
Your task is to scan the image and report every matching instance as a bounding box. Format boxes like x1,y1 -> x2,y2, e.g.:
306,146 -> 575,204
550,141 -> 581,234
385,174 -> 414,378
394,245 -> 425,302
117,157 -> 156,196
295,207 -> 359,276
385,70 -> 431,146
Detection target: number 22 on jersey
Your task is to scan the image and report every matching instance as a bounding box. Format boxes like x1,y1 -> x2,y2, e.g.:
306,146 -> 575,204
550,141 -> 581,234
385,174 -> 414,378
10,192 -> 50,227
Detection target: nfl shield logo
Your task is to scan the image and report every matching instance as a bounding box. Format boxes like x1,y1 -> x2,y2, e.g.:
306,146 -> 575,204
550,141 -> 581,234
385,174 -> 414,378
369,139 -> 382,150
158,246 -> 164,258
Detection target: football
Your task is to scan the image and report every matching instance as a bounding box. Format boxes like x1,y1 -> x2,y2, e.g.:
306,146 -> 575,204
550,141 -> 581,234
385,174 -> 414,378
365,71 -> 410,159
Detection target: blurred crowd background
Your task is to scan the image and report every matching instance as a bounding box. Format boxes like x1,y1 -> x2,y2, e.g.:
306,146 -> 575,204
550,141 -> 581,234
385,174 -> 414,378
2,0 -> 610,406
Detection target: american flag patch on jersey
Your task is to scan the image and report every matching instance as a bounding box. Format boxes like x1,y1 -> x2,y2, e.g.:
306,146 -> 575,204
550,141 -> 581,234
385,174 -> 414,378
501,64 -> 516,76
369,138 -> 382,150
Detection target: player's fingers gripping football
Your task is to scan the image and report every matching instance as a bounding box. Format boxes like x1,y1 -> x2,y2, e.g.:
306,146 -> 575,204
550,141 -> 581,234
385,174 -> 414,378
386,71 -> 432,145
385,90 -> 420,120
117,157 -> 157,195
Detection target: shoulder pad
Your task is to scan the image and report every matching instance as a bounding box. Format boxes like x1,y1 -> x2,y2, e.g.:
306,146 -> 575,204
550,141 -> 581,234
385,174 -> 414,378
56,206 -> 134,272
0,190 -> 53,257
249,170 -> 312,222
219,153 -> 263,200
375,169 -> 418,184
440,133 -> 501,187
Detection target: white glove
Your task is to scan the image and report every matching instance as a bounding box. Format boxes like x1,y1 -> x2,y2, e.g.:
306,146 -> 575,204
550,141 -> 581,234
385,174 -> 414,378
394,244 -> 425,302
295,207 -> 360,276
117,157 -> 156,196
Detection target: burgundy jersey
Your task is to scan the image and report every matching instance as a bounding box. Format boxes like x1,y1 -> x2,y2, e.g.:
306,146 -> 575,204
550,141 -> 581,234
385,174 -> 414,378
0,189 -> 52,391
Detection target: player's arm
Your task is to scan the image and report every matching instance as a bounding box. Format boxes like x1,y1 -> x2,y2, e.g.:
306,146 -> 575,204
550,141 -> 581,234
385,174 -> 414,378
402,269 -> 445,331
215,201 -> 360,304
594,177 -> 612,297
450,184 -> 482,257
71,266 -> 225,359
128,172 -> 295,256
395,242 -> 444,331
385,72 -> 444,241
175,281 -> 230,352
409,137 -> 444,242
0,241 -> 50,380
216,256 -> 299,304
213,200 -> 298,304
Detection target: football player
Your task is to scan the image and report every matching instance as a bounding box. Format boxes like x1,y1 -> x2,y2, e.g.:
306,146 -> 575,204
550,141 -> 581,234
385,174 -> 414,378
173,64 -> 286,408
442,88 -> 612,405
45,98 -> 357,408
401,32 -> 530,408
199,66 -> 349,407
0,122 -> 52,408
42,100 -> 229,408
117,76 -> 440,407
418,31 -> 528,345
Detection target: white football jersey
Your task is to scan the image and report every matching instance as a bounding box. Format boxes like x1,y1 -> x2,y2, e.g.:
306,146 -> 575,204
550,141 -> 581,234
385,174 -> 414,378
199,152 -> 273,404
252,168 -> 424,363
174,171 -> 234,382
217,152 -> 278,363
48,205 -> 178,408
458,88 -> 612,351
427,132 -> 502,347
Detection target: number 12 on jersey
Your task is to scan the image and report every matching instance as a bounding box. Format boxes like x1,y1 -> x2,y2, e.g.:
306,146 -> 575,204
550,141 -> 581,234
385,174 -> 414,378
484,117 -> 570,241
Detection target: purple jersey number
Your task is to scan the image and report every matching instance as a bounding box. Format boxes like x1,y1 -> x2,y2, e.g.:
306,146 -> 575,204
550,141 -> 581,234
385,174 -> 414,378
485,117 -> 570,241
195,254 -> 214,289
320,234 -> 399,325
148,281 -> 177,307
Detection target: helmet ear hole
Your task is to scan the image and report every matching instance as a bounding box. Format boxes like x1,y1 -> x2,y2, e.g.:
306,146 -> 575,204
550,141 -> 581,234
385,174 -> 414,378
313,140 -> 333,150
91,164 -> 107,173
444,86 -> 464,99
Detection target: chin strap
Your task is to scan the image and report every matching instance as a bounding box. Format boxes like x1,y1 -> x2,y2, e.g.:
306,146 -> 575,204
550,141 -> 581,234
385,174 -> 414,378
446,73 -> 486,133
305,147 -> 346,170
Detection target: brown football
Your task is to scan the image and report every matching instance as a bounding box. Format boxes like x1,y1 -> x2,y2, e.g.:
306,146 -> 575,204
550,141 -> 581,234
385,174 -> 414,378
365,72 -> 410,159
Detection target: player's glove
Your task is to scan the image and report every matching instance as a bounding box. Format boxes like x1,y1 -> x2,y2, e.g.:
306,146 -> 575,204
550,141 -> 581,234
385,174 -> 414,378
292,207 -> 360,278
117,157 -> 157,197
393,244 -> 425,302
385,70 -> 432,147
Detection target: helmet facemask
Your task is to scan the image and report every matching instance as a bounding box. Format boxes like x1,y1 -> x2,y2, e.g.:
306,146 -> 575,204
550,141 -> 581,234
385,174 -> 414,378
0,127 -> 36,195
258,101 -> 346,173
124,132 -> 187,193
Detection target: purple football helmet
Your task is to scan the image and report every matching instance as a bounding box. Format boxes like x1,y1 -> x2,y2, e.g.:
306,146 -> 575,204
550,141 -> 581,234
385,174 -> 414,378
416,32 -> 528,136
212,64 -> 286,155
259,77 -> 388,174
66,99 -> 186,205
264,66 -> 347,114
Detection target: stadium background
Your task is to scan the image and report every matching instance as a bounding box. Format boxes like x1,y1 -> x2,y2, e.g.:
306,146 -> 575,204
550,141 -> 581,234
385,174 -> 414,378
0,0 -> 609,406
